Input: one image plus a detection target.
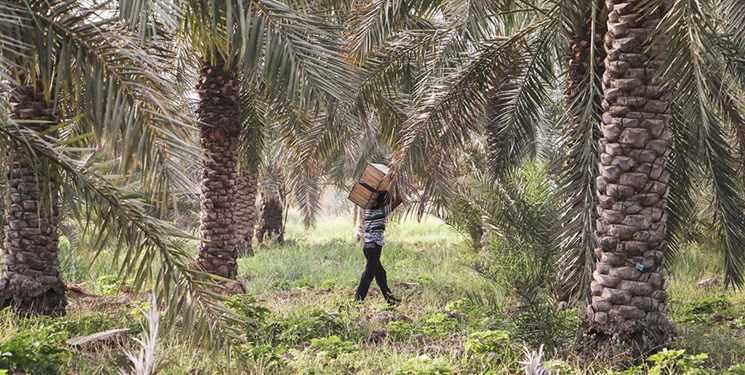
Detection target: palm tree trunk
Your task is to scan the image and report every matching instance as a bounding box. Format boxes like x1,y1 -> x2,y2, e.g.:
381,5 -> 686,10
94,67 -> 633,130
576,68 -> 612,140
0,83 -> 66,317
257,181 -> 284,244
236,170 -> 258,257
195,57 -> 241,279
587,0 -> 673,354
484,88 -> 507,177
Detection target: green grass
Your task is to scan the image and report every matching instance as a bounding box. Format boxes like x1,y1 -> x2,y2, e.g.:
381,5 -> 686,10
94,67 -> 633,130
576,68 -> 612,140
0,212 -> 744,374
240,212 -> 493,310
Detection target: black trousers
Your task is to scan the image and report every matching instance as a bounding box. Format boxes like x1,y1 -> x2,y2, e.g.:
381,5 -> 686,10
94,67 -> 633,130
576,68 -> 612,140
355,242 -> 394,302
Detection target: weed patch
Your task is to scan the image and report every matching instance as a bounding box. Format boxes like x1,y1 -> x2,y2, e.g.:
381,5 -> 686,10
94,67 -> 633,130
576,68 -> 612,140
0,324 -> 70,374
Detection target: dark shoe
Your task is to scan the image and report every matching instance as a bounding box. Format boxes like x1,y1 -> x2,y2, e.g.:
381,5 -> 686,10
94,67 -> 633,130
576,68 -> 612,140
385,294 -> 401,305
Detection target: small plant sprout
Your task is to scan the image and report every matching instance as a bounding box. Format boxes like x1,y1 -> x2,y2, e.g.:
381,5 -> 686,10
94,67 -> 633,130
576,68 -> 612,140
520,345 -> 549,375
120,293 -> 160,375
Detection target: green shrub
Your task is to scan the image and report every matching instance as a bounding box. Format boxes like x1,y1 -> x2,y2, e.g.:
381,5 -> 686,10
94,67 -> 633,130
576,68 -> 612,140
511,305 -> 580,353
392,355 -> 452,375
238,343 -> 287,371
464,330 -> 511,355
619,349 -> 716,375
286,335 -> 360,375
307,336 -> 356,359
387,321 -> 416,342
462,330 -> 520,373
96,274 -> 122,295
277,308 -> 345,345
126,300 -> 150,334
226,295 -> 271,322
225,294 -> 271,342
467,162 -> 576,352
675,296 -> 736,324
416,313 -> 459,340
0,325 -> 71,374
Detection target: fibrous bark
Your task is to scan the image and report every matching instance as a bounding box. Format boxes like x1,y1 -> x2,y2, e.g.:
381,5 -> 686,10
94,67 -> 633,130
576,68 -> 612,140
586,0 -> 673,354
484,88 -> 508,177
235,170 -> 258,257
195,58 -> 241,279
0,83 -> 67,317
257,180 -> 284,244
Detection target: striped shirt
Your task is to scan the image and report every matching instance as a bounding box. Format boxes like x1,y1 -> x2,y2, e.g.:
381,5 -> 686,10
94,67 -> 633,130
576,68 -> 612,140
364,204 -> 393,246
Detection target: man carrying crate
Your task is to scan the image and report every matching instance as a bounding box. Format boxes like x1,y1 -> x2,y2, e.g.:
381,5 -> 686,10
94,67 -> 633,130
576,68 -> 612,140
355,190 -> 403,304
348,163 -> 404,304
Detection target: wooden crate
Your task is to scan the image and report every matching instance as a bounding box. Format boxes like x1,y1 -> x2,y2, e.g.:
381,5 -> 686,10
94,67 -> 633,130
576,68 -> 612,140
348,163 -> 393,208
348,183 -> 382,208
360,163 -> 391,190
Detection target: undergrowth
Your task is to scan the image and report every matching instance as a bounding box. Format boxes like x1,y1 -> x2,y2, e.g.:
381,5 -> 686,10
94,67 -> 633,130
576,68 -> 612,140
0,213 -> 743,374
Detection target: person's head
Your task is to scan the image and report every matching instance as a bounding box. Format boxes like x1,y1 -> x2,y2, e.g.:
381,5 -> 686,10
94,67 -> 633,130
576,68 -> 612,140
371,191 -> 388,209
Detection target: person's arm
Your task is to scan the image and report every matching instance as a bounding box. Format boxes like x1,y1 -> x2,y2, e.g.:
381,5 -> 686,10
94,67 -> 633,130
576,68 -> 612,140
383,193 -> 403,216
382,203 -> 394,216
391,196 -> 403,211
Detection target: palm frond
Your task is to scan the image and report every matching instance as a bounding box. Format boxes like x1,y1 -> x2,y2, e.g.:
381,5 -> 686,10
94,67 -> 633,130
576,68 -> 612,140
660,0 -> 745,287
117,0 -> 182,38
392,13 -> 560,212
0,1 -> 200,211
346,0 -> 441,64
235,0 -> 355,105
666,104 -> 697,262
0,120 -> 244,347
554,0 -> 605,302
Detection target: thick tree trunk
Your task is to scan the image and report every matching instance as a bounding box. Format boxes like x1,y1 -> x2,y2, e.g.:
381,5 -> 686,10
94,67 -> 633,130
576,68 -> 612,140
484,88 -> 507,177
0,83 -> 66,317
195,58 -> 241,279
586,0 -> 672,355
235,171 -> 258,257
257,181 -> 284,244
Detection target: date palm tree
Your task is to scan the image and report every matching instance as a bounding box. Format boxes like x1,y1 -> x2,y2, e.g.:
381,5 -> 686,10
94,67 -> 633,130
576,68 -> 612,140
348,0 -> 745,353
178,1 -> 352,278
235,170 -> 259,256
0,0 -> 237,337
586,0 -> 674,352
2,76 -> 66,316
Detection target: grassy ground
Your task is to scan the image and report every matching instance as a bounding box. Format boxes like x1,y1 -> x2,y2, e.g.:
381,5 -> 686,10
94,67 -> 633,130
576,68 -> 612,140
1,211 -> 744,374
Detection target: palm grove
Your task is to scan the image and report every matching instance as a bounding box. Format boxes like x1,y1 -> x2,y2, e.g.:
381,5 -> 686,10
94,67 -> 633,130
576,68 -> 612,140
1,0 -> 744,359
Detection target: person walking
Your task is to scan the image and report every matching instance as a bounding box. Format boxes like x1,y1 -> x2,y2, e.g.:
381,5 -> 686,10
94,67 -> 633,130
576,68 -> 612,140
355,191 -> 403,304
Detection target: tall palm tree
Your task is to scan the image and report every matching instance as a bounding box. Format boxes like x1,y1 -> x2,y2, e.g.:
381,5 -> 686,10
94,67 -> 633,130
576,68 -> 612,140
172,0 -> 352,278
257,181 -> 285,244
585,0 -> 745,352
347,0 -> 745,352
0,0 -> 237,340
194,54 -> 242,279
235,170 -> 258,256
2,77 -> 65,316
586,0 -> 673,352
